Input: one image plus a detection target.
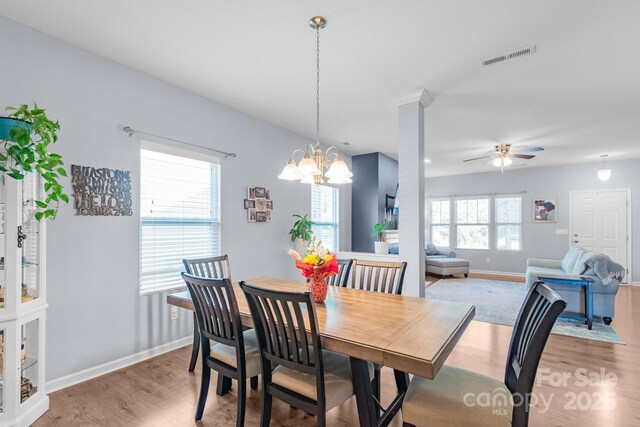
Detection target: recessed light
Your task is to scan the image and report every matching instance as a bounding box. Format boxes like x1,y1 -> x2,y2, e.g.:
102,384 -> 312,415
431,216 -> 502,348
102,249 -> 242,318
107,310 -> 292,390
424,159 -> 432,163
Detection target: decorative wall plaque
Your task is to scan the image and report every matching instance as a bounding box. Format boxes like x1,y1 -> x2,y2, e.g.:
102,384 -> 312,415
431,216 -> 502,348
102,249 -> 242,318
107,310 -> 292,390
244,186 -> 272,222
71,164 -> 133,216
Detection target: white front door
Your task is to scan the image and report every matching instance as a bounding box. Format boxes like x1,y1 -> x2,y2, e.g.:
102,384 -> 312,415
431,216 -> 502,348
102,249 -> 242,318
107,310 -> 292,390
570,190 -> 628,282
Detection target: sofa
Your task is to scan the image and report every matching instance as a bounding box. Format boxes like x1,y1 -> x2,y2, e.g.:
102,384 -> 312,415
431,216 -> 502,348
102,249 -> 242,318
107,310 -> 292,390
425,242 -> 456,259
526,246 -> 621,324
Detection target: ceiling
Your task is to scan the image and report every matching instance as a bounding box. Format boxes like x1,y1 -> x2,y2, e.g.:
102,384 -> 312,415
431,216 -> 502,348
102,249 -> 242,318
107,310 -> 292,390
2,0 -> 640,177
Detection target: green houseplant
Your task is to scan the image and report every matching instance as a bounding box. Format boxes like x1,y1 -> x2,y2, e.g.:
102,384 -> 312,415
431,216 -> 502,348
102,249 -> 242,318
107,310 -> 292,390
371,219 -> 390,254
289,214 -> 314,252
0,104 -> 67,220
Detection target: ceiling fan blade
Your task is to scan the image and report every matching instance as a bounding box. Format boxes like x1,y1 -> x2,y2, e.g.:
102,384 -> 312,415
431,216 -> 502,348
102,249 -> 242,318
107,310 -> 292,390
509,153 -> 535,159
463,155 -> 496,162
516,147 -> 545,153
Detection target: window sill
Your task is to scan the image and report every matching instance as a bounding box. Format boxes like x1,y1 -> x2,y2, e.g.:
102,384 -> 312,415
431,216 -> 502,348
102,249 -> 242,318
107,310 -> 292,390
140,284 -> 187,297
455,248 -> 491,251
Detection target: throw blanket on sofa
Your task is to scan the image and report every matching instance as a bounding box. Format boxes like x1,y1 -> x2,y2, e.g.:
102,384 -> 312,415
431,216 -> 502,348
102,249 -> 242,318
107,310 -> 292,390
585,255 -> 625,285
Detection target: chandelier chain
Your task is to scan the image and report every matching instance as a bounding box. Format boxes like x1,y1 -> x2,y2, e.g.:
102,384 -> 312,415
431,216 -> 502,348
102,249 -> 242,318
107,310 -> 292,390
316,25 -> 320,147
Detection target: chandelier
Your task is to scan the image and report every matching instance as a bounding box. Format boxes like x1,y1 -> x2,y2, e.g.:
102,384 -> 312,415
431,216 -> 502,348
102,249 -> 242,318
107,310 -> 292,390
278,16 -> 353,185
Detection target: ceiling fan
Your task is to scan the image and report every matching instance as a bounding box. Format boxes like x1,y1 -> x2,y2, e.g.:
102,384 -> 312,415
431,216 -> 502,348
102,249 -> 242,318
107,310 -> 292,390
463,144 -> 544,173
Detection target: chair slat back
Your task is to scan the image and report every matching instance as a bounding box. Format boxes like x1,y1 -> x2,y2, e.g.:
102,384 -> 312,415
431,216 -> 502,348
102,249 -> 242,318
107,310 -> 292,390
183,255 -> 232,280
347,259 -> 407,294
505,281 -> 566,426
240,282 -> 322,377
181,273 -> 242,347
326,259 -> 353,287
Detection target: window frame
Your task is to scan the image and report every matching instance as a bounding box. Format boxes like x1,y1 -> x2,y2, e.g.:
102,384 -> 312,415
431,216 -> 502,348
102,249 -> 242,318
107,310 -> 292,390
139,140 -> 221,295
494,194 -> 523,252
453,196 -> 491,251
310,184 -> 340,253
429,198 -> 452,249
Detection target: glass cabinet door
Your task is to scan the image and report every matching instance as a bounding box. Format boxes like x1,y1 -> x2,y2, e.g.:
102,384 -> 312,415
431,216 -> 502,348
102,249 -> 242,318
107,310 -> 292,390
21,173 -> 40,304
20,319 -> 39,403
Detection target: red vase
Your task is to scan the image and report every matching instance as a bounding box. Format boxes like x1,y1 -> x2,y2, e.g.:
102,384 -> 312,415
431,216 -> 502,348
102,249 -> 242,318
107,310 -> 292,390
309,276 -> 329,303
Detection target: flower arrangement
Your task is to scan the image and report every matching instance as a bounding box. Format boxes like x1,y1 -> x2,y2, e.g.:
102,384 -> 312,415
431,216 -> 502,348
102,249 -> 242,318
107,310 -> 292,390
288,239 -> 338,303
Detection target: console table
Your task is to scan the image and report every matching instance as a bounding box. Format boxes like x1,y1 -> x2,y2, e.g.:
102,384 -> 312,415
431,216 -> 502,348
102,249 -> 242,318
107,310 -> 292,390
537,274 -> 594,330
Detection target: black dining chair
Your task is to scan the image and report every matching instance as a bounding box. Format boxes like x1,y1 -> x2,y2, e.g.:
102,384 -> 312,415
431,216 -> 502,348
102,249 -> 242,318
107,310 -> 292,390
181,274 -> 261,425
402,281 -> 567,427
183,255 -> 232,372
240,281 -> 373,427
326,258 -> 353,287
345,259 -> 407,402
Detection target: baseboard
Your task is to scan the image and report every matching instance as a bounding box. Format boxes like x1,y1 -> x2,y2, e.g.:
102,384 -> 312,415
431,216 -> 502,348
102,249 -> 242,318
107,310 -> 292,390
469,269 -> 525,278
46,336 -> 192,393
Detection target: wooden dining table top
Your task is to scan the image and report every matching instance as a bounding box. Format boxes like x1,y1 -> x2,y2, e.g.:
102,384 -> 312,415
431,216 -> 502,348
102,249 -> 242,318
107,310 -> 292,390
167,277 -> 475,380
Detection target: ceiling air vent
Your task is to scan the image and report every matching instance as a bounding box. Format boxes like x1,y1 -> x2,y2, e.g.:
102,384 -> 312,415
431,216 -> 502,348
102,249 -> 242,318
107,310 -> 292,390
482,45 -> 536,67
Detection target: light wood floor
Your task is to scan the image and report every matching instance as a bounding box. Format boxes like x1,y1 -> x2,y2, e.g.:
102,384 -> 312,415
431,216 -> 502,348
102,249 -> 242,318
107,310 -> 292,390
35,284 -> 640,427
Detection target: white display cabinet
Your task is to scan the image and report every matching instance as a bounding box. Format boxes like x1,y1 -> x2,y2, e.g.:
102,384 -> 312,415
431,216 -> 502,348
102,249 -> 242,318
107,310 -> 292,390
0,172 -> 48,426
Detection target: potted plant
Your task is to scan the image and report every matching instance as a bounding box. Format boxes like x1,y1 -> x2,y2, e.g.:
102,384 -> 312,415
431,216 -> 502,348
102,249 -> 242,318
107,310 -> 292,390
289,214 -> 314,253
0,104 -> 67,220
372,219 -> 390,255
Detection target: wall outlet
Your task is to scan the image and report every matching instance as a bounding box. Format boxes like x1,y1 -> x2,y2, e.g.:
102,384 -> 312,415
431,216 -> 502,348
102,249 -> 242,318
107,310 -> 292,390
170,306 -> 179,321
486,257 -> 491,263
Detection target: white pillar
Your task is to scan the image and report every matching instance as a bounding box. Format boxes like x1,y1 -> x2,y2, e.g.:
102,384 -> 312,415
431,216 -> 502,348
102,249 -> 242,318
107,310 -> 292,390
395,90 -> 432,297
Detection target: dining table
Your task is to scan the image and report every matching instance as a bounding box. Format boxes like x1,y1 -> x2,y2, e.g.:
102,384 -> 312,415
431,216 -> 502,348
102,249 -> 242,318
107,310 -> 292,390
167,277 -> 475,427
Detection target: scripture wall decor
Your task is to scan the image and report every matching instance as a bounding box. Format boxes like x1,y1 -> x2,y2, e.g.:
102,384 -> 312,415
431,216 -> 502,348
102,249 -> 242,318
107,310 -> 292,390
71,164 -> 133,216
244,186 -> 272,222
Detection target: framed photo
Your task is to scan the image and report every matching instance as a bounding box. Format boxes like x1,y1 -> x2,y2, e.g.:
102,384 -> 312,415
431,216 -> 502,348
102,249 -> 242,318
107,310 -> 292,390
265,189 -> 271,201
255,211 -> 267,222
247,208 -> 256,222
266,200 -> 273,210
266,209 -> 272,222
255,198 -> 267,210
255,187 -> 266,198
247,187 -> 256,200
244,199 -> 255,209
533,199 -> 557,222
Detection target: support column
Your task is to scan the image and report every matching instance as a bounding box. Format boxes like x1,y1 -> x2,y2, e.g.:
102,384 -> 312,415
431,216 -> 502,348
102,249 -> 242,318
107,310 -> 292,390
395,90 -> 432,297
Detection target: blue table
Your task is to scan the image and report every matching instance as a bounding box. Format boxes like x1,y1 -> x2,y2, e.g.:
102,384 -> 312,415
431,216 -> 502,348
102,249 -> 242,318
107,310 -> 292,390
537,274 -> 594,330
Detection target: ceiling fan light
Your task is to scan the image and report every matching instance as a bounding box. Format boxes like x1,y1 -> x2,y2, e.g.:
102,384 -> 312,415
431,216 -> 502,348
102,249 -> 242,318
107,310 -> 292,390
278,159 -> 302,180
492,157 -> 503,167
503,157 -> 513,166
597,168 -> 611,181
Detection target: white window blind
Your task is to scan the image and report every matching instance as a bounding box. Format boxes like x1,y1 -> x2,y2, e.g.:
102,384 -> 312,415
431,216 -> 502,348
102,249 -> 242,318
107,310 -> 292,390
455,197 -> 490,249
311,185 -> 340,252
495,195 -> 522,250
140,148 -> 220,293
430,199 -> 451,248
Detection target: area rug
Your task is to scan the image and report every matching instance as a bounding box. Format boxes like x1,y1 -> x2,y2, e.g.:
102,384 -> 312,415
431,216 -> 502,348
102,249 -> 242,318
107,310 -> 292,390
425,278 -> 624,344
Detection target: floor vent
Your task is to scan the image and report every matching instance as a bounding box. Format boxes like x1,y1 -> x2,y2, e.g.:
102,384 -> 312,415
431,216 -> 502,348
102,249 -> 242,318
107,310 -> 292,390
482,45 -> 536,67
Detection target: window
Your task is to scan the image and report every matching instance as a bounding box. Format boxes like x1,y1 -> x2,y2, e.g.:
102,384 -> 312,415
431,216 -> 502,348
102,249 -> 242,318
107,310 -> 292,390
430,199 -> 451,248
140,146 -> 220,293
455,198 -> 490,249
311,185 -> 340,252
495,195 -> 522,250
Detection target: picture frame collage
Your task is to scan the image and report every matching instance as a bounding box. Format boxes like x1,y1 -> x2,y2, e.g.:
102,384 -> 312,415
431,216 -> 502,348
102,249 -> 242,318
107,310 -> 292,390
244,186 -> 273,222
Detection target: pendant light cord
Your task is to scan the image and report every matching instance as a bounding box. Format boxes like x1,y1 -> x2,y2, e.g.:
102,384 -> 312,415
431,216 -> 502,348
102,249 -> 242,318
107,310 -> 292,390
316,25 -> 320,147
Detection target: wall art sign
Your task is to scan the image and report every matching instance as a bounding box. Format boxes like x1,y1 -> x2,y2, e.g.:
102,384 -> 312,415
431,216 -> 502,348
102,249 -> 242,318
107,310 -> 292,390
244,186 -> 272,222
71,164 -> 133,216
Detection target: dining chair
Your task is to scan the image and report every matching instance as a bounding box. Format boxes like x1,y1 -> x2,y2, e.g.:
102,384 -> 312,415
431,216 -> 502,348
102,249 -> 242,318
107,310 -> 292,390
183,255 -> 232,372
346,259 -> 407,294
326,258 -> 353,287
240,281 -> 373,427
402,281 -> 567,427
181,273 -> 261,425
345,259 -> 407,402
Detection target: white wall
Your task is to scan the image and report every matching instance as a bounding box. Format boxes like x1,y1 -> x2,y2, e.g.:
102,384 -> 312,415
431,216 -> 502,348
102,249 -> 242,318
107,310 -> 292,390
425,158 -> 639,282
0,17 -> 351,382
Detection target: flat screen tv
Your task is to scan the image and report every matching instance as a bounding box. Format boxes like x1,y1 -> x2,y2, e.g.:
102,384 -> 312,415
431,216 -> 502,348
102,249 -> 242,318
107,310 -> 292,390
392,184 -> 399,215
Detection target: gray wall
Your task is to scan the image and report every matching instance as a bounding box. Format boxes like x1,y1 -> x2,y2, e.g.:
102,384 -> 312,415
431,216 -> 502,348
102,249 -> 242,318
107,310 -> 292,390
426,159 -> 640,282
351,153 -> 398,252
0,17 -> 351,382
